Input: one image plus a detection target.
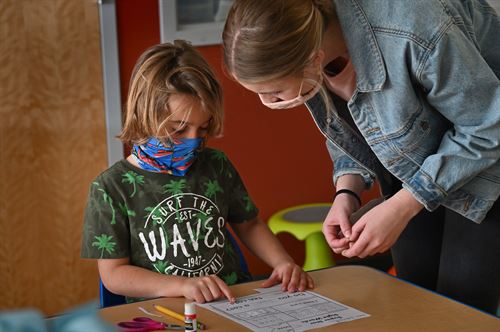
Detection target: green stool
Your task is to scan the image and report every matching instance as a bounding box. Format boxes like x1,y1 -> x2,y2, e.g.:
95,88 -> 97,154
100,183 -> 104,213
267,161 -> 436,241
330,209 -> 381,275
268,203 -> 335,271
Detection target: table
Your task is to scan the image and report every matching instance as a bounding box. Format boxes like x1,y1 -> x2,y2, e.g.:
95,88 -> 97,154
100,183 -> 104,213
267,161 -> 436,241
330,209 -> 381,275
100,266 -> 499,331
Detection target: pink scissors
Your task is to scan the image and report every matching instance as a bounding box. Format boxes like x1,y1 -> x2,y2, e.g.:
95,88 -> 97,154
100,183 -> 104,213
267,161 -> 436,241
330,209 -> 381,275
117,317 -> 183,331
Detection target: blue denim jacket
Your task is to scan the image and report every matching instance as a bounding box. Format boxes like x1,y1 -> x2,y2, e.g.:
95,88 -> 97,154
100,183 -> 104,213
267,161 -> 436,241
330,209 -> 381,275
306,0 -> 500,223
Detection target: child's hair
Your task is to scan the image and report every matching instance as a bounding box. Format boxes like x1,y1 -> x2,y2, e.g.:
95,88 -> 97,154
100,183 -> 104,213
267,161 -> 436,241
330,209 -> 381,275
118,40 -> 223,145
222,0 -> 333,84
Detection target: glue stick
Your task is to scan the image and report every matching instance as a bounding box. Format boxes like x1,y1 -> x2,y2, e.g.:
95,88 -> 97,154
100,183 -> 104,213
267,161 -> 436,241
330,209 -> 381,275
184,302 -> 197,331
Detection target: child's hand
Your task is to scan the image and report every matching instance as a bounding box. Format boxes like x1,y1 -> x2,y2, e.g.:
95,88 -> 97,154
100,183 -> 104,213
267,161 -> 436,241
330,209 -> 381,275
261,262 -> 314,292
181,275 -> 236,304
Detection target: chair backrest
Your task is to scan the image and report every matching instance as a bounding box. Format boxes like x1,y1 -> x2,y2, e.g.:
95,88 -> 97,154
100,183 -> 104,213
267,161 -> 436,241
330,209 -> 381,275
227,230 -> 250,275
98,230 -> 250,308
99,279 -> 126,308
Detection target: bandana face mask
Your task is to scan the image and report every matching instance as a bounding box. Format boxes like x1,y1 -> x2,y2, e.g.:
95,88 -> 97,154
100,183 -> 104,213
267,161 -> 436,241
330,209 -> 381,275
131,137 -> 202,176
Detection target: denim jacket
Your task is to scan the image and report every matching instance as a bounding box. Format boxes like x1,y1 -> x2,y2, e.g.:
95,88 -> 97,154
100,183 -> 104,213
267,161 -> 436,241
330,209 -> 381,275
305,0 -> 500,223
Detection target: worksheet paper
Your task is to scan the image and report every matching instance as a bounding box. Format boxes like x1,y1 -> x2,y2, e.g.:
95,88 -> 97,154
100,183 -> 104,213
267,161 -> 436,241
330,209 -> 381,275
197,286 -> 369,331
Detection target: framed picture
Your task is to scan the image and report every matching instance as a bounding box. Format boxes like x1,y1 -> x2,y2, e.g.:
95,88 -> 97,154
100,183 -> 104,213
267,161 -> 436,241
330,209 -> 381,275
159,0 -> 233,46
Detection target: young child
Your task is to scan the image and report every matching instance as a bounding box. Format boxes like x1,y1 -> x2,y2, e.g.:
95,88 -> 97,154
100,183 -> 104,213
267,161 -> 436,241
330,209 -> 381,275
81,40 -> 313,303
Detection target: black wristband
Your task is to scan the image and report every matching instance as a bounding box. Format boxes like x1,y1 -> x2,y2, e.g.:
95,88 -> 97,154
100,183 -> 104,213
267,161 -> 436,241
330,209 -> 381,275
334,189 -> 362,206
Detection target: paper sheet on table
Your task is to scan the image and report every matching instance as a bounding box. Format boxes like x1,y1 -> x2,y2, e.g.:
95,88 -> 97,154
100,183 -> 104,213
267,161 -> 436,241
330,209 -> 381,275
197,288 -> 369,331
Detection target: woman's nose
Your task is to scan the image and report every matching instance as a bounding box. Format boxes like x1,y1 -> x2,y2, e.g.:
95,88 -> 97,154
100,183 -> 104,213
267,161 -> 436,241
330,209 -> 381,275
259,94 -> 280,103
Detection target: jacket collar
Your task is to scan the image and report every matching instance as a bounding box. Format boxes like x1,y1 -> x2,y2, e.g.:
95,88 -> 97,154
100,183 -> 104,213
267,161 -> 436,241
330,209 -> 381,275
333,0 -> 386,92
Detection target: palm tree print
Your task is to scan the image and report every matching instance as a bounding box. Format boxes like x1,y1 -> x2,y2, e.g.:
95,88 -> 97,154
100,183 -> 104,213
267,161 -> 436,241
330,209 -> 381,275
122,171 -> 145,197
92,234 -> 116,258
162,179 -> 187,195
222,272 -> 238,285
94,182 -> 116,225
211,150 -> 227,174
163,179 -> 187,223
118,202 -> 136,218
204,180 -> 223,200
242,195 -> 255,212
153,260 -> 169,274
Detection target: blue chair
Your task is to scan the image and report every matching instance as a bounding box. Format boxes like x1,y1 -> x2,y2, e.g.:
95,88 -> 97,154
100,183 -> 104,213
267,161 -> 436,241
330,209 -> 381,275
99,230 -> 249,308
227,229 -> 250,276
99,279 -> 126,308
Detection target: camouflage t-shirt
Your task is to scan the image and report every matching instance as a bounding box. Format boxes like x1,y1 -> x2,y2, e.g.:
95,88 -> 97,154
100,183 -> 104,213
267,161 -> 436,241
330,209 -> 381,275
81,148 -> 258,293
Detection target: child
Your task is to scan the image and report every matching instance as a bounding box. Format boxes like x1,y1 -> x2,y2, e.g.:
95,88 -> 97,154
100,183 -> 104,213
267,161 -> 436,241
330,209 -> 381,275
81,40 -> 313,304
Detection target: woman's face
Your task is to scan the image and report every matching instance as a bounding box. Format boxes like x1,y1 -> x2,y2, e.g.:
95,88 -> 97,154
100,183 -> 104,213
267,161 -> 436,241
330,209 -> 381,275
165,94 -> 212,140
240,76 -> 304,104
240,72 -> 322,110
238,55 -> 323,107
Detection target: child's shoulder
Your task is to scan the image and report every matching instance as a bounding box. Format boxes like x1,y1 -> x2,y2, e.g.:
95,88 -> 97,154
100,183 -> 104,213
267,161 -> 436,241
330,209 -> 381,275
201,147 -> 230,162
198,147 -> 242,176
91,159 -> 138,185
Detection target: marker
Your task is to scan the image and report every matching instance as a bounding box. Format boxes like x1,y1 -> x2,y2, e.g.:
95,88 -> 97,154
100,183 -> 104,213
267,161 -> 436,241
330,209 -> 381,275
154,304 -> 207,330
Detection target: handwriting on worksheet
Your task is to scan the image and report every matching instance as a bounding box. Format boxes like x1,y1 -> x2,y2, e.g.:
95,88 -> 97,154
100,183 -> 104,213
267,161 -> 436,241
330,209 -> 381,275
198,288 -> 369,331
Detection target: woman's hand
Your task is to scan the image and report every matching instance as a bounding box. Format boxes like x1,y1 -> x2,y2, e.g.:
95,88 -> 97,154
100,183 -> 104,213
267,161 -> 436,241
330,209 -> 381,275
322,193 -> 360,254
181,275 -> 236,304
260,261 -> 314,292
342,189 -> 424,258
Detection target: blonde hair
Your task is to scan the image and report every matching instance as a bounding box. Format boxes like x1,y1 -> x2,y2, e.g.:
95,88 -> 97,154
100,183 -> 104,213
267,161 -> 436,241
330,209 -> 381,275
118,40 -> 223,145
222,0 -> 333,83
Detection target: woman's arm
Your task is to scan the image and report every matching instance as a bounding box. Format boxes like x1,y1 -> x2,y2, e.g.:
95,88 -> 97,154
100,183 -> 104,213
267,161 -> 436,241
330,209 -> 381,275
407,18 -> 500,212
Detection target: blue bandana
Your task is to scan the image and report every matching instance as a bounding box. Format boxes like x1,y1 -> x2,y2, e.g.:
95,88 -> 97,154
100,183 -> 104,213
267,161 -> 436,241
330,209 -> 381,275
131,137 -> 202,176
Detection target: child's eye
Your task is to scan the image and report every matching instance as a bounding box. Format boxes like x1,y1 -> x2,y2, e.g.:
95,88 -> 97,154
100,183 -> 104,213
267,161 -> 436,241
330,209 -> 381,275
172,127 -> 186,133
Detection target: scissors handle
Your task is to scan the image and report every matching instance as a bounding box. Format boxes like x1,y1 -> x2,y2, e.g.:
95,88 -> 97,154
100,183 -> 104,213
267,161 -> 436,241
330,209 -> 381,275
135,317 -> 183,329
133,317 -> 159,323
117,317 -> 184,331
117,317 -> 165,332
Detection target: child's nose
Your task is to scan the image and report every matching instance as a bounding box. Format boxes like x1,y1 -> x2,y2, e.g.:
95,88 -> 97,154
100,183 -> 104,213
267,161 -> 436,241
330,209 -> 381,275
184,128 -> 202,140
184,130 -> 197,139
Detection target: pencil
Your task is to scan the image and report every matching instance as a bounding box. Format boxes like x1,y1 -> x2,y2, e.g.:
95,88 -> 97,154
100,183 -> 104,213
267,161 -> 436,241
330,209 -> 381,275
154,304 -> 207,330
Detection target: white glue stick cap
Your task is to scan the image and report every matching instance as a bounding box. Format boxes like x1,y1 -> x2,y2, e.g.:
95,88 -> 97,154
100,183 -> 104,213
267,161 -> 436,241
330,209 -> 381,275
185,302 -> 196,315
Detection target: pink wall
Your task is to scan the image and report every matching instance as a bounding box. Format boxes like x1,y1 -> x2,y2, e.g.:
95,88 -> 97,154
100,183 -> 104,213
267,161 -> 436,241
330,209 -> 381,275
115,0 -> 378,275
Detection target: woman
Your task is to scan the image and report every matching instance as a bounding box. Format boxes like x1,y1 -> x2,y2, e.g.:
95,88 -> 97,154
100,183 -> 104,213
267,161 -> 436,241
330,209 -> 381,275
222,0 -> 500,314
